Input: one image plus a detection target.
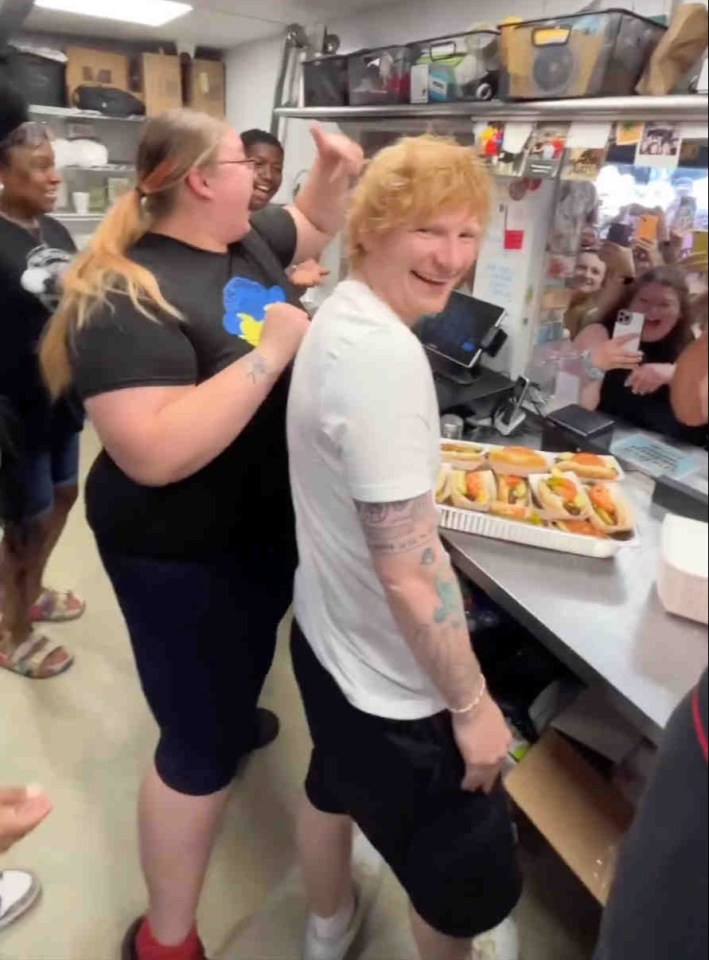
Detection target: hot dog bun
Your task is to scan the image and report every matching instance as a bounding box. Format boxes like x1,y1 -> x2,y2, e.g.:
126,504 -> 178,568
587,483 -> 635,534
440,441 -> 487,471
435,467 -> 451,505
450,470 -> 497,512
488,446 -> 550,477
556,519 -> 608,539
533,473 -> 592,521
490,502 -> 546,526
556,452 -> 621,482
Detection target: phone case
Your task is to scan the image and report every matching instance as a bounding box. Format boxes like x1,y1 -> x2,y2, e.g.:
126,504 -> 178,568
613,310 -> 645,353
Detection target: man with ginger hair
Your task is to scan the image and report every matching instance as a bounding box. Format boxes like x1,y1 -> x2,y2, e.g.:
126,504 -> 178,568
287,136 -> 522,960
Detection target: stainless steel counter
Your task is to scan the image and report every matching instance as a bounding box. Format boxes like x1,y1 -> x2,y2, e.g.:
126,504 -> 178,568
444,474 -> 707,746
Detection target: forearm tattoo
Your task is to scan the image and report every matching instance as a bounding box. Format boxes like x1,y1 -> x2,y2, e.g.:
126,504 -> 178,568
355,494 -> 437,556
247,351 -> 271,386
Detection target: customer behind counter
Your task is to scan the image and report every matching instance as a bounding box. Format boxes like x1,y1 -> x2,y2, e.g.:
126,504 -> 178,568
41,109 -> 363,960
575,267 -> 706,446
564,249 -> 608,339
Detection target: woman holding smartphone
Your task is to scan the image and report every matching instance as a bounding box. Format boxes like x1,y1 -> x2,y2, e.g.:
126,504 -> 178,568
575,267 -> 704,445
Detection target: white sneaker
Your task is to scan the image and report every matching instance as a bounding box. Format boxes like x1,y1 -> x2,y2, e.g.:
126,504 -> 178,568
0,870 -> 41,930
472,917 -> 520,960
303,830 -> 385,960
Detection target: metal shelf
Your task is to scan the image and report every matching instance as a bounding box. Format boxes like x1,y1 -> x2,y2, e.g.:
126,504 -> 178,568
55,212 -> 104,221
276,95 -> 709,125
29,104 -> 145,123
62,165 -> 135,174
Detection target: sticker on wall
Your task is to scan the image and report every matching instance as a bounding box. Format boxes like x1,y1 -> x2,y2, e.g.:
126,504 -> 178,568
561,148 -> 607,182
615,122 -> 644,147
635,123 -> 682,170
524,124 -> 569,179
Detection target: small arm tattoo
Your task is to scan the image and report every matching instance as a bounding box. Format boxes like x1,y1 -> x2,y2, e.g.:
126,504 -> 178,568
247,351 -> 270,385
355,493 -> 436,556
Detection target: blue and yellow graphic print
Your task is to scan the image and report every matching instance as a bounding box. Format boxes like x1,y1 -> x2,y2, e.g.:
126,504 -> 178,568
223,277 -> 286,347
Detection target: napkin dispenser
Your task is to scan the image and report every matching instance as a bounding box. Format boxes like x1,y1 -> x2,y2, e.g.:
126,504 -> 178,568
657,515 -> 708,625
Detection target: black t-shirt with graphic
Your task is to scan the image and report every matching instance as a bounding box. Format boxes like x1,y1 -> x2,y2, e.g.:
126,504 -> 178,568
0,213 -> 80,447
71,206 -> 301,560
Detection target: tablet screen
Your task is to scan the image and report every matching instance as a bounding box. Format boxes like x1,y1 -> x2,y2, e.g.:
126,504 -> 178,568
417,292 -> 505,369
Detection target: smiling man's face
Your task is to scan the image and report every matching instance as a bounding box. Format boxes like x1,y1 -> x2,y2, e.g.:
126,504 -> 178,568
357,210 -> 482,324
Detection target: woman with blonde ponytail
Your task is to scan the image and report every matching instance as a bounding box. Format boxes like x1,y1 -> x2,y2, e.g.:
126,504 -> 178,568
40,108 -> 364,960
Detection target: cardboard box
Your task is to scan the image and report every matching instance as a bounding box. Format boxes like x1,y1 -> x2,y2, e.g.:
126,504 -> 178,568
140,53 -> 183,116
506,730 -> 635,904
186,59 -> 226,118
66,47 -> 130,101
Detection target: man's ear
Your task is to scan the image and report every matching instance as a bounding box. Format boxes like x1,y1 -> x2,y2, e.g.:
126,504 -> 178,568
184,166 -> 214,201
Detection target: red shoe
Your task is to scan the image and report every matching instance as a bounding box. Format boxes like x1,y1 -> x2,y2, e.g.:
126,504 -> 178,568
121,918 -> 210,960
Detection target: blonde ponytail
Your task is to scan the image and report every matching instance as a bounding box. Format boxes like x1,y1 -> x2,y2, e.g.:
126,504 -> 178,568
41,108 -> 229,398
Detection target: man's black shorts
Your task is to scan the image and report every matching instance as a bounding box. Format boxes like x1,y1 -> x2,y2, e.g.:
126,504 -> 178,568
291,620 -> 523,939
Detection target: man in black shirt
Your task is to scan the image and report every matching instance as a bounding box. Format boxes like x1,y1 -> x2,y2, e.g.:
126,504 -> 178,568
0,86 -> 79,679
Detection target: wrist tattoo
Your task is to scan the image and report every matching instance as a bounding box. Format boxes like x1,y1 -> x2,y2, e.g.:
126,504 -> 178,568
247,351 -> 271,385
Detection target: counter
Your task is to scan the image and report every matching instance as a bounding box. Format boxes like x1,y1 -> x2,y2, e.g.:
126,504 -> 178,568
445,471 -> 707,745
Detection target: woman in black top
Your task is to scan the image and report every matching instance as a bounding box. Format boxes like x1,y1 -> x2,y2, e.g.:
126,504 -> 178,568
577,267 -> 705,446
0,86 -> 81,680
41,109 -> 363,960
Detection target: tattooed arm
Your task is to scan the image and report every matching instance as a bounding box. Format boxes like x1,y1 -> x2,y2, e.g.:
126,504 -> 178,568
85,302 -> 309,487
356,493 -> 511,793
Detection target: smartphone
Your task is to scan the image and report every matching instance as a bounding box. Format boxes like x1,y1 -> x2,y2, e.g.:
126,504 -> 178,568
636,214 -> 659,243
607,222 -> 633,248
613,309 -> 645,353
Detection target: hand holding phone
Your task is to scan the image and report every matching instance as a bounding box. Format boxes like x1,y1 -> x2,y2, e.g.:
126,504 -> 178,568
613,309 -> 646,354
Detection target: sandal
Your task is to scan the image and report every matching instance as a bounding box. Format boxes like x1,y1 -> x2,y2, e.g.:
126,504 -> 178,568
0,631 -> 74,679
0,870 -> 42,931
30,588 -> 85,624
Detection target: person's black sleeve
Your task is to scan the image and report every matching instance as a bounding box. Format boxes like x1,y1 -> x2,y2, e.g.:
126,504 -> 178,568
250,205 -> 298,270
71,295 -> 197,401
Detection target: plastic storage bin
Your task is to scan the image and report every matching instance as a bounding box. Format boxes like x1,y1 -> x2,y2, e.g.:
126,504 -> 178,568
348,45 -> 416,106
303,54 -> 349,107
9,49 -> 66,107
410,30 -> 500,104
500,9 -> 666,100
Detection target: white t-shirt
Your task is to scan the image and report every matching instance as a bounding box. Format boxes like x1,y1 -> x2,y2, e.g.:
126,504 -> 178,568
288,279 -> 446,721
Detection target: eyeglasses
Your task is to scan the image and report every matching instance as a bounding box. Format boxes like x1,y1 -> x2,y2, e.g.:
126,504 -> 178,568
216,159 -> 258,171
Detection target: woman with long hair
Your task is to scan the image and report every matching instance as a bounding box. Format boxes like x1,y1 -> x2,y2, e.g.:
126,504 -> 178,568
0,84 -> 81,680
575,266 -> 704,445
41,108 -> 363,960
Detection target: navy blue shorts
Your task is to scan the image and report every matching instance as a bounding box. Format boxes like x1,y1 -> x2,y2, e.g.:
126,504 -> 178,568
5,431 -> 80,523
291,620 -> 523,939
101,543 -> 296,796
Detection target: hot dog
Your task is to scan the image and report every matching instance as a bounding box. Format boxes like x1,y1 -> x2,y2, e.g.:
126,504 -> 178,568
588,483 -> 634,534
555,452 -> 621,482
440,441 -> 487,471
556,519 -> 608,539
449,470 -> 497,512
534,473 -> 592,521
497,475 -> 531,507
488,446 -> 550,477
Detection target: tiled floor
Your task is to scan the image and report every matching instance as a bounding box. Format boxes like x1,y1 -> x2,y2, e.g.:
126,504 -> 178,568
1,429 -> 600,959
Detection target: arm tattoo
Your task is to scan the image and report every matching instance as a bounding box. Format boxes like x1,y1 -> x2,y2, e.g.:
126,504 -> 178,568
247,351 -> 270,386
433,572 -> 460,625
421,547 -> 436,566
355,493 -> 436,556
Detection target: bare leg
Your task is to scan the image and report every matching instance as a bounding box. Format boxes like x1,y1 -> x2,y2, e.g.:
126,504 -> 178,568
297,793 -> 355,919
139,762 -> 231,945
0,520 -> 68,672
27,483 -> 78,603
410,906 -> 472,960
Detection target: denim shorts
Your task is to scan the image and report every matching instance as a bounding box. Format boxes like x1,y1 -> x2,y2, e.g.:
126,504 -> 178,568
5,431 -> 80,523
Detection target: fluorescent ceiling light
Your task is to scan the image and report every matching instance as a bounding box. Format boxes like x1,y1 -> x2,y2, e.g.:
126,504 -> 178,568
35,0 -> 193,28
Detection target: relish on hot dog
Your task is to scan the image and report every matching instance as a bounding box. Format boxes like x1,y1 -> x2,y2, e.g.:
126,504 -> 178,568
588,483 -> 634,534
535,473 -> 591,520
497,475 -> 531,507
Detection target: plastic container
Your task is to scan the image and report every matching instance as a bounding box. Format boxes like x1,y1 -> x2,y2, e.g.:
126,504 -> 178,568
303,54 -> 349,107
9,49 -> 66,107
499,9 -> 666,100
658,515 -> 708,624
348,45 -> 416,106
410,30 -> 500,104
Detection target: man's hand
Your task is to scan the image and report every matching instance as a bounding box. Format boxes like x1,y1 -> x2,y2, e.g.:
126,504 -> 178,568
289,259 -> 331,288
0,786 -> 53,854
452,695 -> 512,795
626,362 -> 675,396
310,123 -> 365,180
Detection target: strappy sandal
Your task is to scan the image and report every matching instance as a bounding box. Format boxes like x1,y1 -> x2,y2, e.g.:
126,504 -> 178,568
0,870 -> 42,931
0,631 -> 74,679
30,588 -> 86,624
